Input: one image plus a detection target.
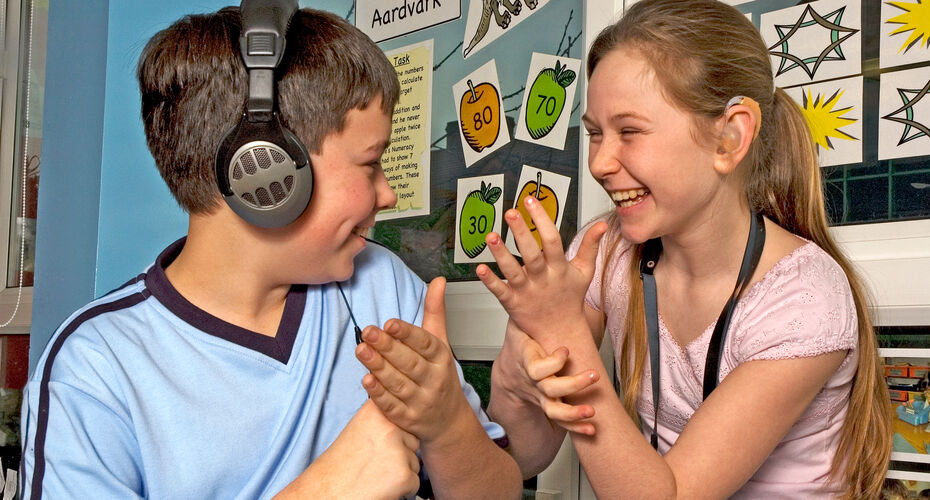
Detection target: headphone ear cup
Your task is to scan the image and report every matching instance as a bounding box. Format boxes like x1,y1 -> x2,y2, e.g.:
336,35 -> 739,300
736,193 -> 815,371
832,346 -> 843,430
215,117 -> 313,228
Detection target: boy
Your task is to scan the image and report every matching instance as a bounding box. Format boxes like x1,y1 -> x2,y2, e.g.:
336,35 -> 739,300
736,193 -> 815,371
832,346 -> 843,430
20,5 -> 521,499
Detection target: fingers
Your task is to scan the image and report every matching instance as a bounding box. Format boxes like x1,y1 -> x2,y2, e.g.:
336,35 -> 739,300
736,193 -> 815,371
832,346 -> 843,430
421,277 -> 448,344
381,320 -> 445,370
356,331 -> 422,397
523,345 -> 569,381
362,372 -> 407,419
484,231 -> 525,284
505,208 -> 545,274
537,370 -> 599,398
521,195 -> 566,264
476,263 -> 513,306
571,220 -> 608,279
539,398 -> 596,434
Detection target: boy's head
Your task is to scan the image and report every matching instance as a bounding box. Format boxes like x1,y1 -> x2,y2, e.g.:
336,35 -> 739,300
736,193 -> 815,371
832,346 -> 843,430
137,7 -> 400,215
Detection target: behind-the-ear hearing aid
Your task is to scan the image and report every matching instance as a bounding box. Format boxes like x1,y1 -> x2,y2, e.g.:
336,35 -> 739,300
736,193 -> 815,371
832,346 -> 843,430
719,96 -> 762,154
214,0 -> 312,228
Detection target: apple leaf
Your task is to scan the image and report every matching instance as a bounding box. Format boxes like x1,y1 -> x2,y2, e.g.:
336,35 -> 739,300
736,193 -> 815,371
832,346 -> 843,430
558,69 -> 576,88
485,186 -> 501,204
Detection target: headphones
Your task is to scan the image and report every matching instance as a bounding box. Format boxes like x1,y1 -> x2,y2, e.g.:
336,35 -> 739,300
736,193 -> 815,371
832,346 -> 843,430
214,0 -> 313,228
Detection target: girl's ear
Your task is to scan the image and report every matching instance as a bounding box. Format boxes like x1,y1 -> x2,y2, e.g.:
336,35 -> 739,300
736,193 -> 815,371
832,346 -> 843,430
713,101 -> 759,175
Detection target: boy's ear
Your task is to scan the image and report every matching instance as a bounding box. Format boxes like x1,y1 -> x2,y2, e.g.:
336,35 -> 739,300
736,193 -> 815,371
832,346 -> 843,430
713,102 -> 758,175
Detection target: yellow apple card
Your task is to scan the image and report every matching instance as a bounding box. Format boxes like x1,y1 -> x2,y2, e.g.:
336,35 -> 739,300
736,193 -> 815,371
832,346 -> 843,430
514,52 -> 581,151
452,59 -> 511,168
505,165 -> 571,256
455,174 -> 506,263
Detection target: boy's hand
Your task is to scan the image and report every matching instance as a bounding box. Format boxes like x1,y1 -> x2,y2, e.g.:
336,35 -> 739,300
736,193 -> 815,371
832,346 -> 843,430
477,196 -> 606,344
494,320 -> 599,435
355,277 -> 473,445
277,400 -> 419,500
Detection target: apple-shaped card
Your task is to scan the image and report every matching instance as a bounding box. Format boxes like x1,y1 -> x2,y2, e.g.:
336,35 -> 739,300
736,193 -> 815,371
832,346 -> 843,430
455,174 -> 505,263
505,166 -> 571,256
515,53 -> 581,150
452,60 -> 511,168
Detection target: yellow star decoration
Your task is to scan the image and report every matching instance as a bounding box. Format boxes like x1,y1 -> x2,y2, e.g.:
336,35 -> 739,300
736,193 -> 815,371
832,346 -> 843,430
888,1 -> 930,53
800,89 -> 858,151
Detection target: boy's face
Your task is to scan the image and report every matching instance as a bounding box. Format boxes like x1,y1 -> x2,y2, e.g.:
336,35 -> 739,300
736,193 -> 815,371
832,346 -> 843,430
283,95 -> 396,283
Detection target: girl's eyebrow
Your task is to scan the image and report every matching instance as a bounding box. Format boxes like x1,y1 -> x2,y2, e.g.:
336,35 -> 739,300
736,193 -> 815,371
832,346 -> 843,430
582,111 -> 650,128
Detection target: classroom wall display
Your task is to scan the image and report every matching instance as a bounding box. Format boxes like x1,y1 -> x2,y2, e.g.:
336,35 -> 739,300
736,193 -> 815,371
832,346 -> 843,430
736,0 -> 930,226
759,0 -> 862,88
880,0 -> 930,70
462,0 -> 552,59
379,40 -> 434,220
356,0 -> 461,43
505,165 -> 571,256
879,67 -> 930,162
783,76 -> 863,167
454,174 -> 505,263
366,0 -> 583,282
514,53 -> 582,151
453,60 -> 511,167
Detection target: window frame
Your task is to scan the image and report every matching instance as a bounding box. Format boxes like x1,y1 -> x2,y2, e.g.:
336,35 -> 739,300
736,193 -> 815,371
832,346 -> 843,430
0,0 -> 38,334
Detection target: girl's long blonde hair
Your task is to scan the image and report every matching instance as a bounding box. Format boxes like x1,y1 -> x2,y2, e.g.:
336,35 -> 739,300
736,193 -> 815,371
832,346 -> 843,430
589,1 -> 891,497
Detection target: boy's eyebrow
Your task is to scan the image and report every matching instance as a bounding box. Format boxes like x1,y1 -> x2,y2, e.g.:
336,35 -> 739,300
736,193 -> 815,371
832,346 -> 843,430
369,139 -> 391,154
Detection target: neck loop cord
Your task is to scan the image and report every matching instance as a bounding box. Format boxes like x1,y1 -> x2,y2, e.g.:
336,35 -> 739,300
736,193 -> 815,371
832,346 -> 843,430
639,212 -> 766,450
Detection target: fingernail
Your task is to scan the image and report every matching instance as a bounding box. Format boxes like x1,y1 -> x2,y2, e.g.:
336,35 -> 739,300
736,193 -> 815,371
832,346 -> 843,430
487,233 -> 500,245
357,345 -> 373,362
588,371 -> 597,381
363,328 -> 380,343
385,321 -> 399,334
525,196 -> 536,206
506,210 -> 520,221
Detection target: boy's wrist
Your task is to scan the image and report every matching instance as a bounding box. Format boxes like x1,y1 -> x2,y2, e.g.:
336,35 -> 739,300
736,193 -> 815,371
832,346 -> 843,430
420,396 -> 481,451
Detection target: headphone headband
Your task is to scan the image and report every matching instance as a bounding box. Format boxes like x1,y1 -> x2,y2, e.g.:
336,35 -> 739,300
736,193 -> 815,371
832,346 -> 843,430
214,0 -> 313,229
239,0 -> 298,121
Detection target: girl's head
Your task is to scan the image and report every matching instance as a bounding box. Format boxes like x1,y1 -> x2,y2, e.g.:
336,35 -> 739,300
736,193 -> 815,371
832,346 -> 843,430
591,2 -> 891,498
587,0 -> 822,239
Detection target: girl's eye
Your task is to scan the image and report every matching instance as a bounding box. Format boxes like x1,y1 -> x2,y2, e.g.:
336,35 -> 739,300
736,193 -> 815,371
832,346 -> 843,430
621,129 -> 639,136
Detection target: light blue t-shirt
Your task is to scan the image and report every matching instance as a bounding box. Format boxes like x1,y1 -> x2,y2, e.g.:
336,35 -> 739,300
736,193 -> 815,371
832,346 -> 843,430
21,238 -> 504,499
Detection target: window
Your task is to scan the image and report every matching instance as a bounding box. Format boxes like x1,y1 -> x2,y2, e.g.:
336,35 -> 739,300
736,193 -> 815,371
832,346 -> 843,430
0,0 -> 44,333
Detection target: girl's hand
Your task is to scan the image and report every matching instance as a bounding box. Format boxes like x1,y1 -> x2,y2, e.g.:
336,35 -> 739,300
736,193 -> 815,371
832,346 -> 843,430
493,320 -> 599,435
477,196 -> 606,345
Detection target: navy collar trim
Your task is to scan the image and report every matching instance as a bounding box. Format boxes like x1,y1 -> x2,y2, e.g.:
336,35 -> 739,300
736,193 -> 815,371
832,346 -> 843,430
145,237 -> 307,364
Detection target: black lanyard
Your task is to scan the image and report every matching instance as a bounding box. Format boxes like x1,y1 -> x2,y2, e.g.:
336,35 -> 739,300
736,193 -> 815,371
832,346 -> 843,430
638,212 -> 766,449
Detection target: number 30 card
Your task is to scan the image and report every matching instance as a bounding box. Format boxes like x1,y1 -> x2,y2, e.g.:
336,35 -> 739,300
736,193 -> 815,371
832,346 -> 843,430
454,174 -> 505,263
514,53 -> 581,151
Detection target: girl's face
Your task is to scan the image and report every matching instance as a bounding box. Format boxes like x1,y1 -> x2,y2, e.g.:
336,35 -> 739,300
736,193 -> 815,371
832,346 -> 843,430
583,47 -> 723,244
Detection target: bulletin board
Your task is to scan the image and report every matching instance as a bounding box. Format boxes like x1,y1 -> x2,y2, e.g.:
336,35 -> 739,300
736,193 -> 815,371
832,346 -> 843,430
726,0 -> 930,226
354,0 -> 586,283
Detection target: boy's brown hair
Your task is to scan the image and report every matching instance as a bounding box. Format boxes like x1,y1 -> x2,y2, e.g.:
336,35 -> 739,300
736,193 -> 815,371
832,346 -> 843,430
137,7 -> 400,214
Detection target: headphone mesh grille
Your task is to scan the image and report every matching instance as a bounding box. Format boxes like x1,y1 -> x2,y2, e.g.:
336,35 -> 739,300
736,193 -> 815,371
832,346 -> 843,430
255,187 -> 272,207
270,149 -> 285,163
241,153 -> 257,175
284,175 -> 294,191
270,181 -> 286,203
241,192 -> 257,205
255,148 -> 272,169
232,164 -> 243,180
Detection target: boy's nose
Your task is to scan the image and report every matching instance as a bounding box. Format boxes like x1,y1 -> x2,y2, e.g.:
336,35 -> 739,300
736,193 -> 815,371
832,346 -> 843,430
376,173 -> 398,211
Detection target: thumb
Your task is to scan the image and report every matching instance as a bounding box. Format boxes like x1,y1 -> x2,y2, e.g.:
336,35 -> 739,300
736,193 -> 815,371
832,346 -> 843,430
572,221 -> 607,279
422,277 -> 448,344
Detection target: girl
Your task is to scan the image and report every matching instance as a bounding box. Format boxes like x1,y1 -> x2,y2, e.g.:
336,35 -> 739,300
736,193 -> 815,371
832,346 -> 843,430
478,0 -> 891,498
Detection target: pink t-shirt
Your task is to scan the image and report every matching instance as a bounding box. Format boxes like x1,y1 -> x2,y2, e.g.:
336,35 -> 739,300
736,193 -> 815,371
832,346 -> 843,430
568,220 -> 858,498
